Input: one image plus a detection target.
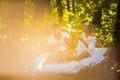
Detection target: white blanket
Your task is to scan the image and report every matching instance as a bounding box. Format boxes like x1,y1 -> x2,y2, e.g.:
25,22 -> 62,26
27,48 -> 108,74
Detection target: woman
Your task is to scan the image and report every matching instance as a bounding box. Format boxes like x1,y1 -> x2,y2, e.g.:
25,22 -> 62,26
76,21 -> 104,67
75,21 -> 96,60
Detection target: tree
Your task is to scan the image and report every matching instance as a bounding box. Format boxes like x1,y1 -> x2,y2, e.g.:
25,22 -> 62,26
28,0 -> 51,54
33,0 -> 50,22
66,0 -> 71,22
72,0 -> 75,13
30,0 -> 51,40
0,0 -> 9,39
66,0 -> 70,12
92,5 -> 102,28
8,0 -> 25,41
113,0 -> 120,70
108,1 -> 120,80
56,0 -> 63,23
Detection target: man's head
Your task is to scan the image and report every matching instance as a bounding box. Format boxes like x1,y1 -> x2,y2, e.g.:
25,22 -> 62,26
53,24 -> 61,34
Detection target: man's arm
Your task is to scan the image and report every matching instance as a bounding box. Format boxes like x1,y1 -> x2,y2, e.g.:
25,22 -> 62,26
64,38 -> 72,48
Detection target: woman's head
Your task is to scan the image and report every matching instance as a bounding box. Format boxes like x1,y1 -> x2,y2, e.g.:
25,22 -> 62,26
82,21 -> 90,32
81,21 -> 94,36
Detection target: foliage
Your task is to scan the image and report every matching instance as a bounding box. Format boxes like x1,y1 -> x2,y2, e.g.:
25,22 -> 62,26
24,0 -> 34,25
0,0 -> 118,47
0,0 -> 9,39
0,0 -> 119,79
96,1 -> 117,47
48,0 -> 117,48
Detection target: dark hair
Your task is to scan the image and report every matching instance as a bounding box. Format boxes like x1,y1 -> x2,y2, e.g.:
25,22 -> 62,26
82,20 -> 90,26
82,20 -> 88,24
53,23 -> 60,29
82,21 -> 95,36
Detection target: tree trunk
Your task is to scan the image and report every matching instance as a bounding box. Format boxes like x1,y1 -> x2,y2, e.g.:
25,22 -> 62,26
8,0 -> 25,41
28,0 -> 51,54
67,0 -> 70,11
72,0 -> 75,13
46,0 -> 51,14
56,0 -> 63,23
30,0 -> 50,40
66,0 -> 71,22
33,0 -> 49,21
113,1 -> 120,62
92,5 -> 102,28
110,1 -> 120,79
0,0 -> 9,37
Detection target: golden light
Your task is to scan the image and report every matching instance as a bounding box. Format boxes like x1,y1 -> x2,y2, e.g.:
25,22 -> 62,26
67,24 -> 72,29
21,37 -> 25,41
3,35 -> 7,39
26,37 -> 30,41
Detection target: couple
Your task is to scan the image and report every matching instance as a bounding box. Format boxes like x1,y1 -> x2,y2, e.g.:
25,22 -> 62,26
27,22 -> 105,74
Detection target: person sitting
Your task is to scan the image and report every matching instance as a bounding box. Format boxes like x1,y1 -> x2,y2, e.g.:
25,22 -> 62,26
43,24 -> 74,64
75,21 -> 96,60
72,21 -> 104,67
26,22 -> 106,74
48,24 -> 70,52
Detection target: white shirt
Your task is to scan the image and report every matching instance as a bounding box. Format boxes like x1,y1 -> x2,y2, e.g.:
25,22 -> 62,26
76,32 -> 87,56
76,32 -> 96,56
48,32 -> 70,51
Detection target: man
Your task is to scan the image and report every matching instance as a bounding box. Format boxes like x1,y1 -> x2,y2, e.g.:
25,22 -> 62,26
46,24 -> 74,63
48,24 -> 71,52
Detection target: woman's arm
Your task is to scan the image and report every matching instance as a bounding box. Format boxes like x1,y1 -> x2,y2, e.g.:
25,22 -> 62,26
78,36 -> 88,48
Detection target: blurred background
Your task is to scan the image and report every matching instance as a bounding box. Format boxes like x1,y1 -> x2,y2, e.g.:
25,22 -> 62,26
0,0 -> 120,80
